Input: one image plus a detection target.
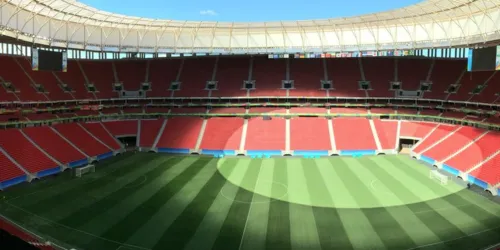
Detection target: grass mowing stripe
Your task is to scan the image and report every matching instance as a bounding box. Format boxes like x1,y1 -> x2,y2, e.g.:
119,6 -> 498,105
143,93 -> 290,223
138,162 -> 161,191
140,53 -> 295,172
210,159 -> 263,250
332,157 -> 415,250
358,157 -> 445,247
301,159 -> 353,250
184,159 -> 256,250
320,158 -> 385,250
3,153 -> 138,201
17,154 -> 157,210
386,157 -> 492,233
238,159 -> 274,250
286,159 -> 322,250
265,158 -> 291,250
81,157 -> 216,250
148,159 -> 239,250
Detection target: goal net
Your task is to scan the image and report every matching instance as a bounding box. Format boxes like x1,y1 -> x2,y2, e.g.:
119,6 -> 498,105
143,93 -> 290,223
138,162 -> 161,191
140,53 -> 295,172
429,170 -> 449,185
75,165 -> 95,178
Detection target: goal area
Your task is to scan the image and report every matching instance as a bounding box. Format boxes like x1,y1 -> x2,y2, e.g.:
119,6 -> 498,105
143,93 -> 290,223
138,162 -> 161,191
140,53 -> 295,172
75,165 -> 95,177
429,170 -> 450,185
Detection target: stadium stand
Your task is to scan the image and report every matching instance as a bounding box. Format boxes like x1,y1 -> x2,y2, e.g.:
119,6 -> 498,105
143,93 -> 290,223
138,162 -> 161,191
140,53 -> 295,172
208,108 -> 246,114
175,57 -> 214,97
448,71 -> 492,101
123,107 -> 143,114
330,107 -> 368,114
199,118 -> 244,151
328,58 -> 363,97
23,126 -> 87,165
147,59 -> 181,97
25,113 -> 57,121
400,121 -> 437,138
372,119 -> 398,150
289,107 -> 327,113
212,57 -> 249,97
145,107 -> 170,113
0,129 -> 59,175
138,119 -> 165,148
290,118 -> 331,150
0,149 -> 26,184
332,118 -> 377,151
103,120 -> 138,137
412,124 -> 458,154
469,153 -> 500,185
245,117 -> 286,151
0,217 -> 54,250
398,58 -> 430,90
156,117 -> 204,150
55,60 -> 94,100
249,107 -> 287,113
0,56 -> 46,101
289,59 -> 327,97
445,132 -> 500,172
364,58 -> 394,97
53,123 -> 111,157
422,126 -> 485,161
79,60 -> 116,99
17,59 -> 71,101
251,58 -> 286,97
114,60 -> 147,90
370,108 -> 396,114
424,60 -> 465,100
80,122 -> 122,150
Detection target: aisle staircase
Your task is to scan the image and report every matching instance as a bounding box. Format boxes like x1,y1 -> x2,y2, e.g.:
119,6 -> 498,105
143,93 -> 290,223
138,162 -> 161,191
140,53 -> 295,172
238,119 -> 249,155
369,119 -> 383,152
152,119 -> 168,150
194,118 -> 209,153
49,127 -> 90,159
20,130 -> 66,170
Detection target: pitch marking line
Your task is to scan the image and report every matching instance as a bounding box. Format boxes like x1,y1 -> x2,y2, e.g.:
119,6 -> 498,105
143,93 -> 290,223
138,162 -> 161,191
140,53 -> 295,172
238,164 -> 263,250
369,179 -> 396,196
2,202 -> 151,250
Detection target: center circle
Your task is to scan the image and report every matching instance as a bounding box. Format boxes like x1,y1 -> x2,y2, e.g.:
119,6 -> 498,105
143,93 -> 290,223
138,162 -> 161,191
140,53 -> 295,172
220,180 -> 288,204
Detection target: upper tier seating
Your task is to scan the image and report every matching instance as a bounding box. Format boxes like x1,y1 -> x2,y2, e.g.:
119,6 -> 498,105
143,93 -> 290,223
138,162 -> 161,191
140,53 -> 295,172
0,149 -> 25,182
469,153 -> 500,185
328,58 -> 363,97
0,85 -> 17,102
412,124 -> 457,154
373,120 -> 398,150
0,129 -> 58,174
424,60 -> 465,100
79,60 -> 116,99
289,60 -> 327,97
448,71 -> 492,101
290,118 -> 331,150
55,60 -> 94,99
445,132 -> 500,172
114,60 -> 146,90
400,121 -> 437,138
245,118 -> 286,150
148,59 -> 181,97
81,122 -> 121,150
17,59 -> 71,101
333,118 -> 377,151
138,119 -> 164,147
470,72 -> 500,103
422,126 -> 485,161
53,123 -> 110,157
0,57 -> 46,101
199,118 -> 243,150
23,126 -> 86,164
364,58 -> 394,97
156,117 -> 204,149
212,57 -> 248,97
0,217 -> 54,250
26,113 -> 57,121
398,58 -> 430,90
103,120 -> 138,136
175,57 -> 214,97
123,107 -> 143,114
251,58 -> 286,97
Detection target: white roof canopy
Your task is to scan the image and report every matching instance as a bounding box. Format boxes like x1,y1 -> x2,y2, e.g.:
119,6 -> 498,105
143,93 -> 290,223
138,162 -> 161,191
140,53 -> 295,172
1,0 -> 499,52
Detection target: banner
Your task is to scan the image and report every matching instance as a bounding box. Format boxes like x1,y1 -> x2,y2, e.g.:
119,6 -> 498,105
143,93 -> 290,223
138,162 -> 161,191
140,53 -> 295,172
31,48 -> 39,71
496,45 -> 500,71
62,51 -> 68,72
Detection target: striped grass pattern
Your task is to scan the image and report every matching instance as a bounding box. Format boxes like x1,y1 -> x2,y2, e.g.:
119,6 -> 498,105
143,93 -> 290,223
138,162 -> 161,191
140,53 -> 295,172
1,153 -> 500,250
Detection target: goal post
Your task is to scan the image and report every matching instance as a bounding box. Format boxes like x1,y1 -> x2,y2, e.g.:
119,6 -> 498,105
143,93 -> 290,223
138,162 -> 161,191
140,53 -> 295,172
429,170 -> 450,185
75,165 -> 95,177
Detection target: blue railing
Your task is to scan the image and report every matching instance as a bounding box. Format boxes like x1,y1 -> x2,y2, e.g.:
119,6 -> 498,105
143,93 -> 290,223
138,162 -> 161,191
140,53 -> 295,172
158,148 -> 191,154
37,166 -> 61,178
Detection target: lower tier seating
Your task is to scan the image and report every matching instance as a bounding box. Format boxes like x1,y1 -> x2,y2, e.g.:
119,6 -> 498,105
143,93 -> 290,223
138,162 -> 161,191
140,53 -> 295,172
81,122 -> 121,150
103,120 -> 138,136
413,124 -> 457,154
0,149 -> 25,182
290,118 -> 331,150
245,118 -> 286,150
423,126 -> 485,162
469,153 -> 500,185
53,123 -> 110,157
199,118 -> 243,150
23,126 -> 86,164
373,120 -> 398,150
0,130 -> 58,174
445,132 -> 500,172
333,118 -> 377,151
400,122 -> 437,138
156,117 -> 204,149
138,119 -> 164,147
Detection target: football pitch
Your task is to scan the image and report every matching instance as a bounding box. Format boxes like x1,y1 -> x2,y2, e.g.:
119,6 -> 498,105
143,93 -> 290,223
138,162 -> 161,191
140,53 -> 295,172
1,153 -> 500,250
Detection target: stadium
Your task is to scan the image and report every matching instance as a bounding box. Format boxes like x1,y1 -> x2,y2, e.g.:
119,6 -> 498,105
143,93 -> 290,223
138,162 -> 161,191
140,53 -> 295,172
0,0 -> 500,249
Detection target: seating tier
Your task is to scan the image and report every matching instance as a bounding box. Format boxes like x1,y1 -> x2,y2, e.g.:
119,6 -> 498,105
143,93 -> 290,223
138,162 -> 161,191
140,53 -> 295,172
53,123 -> 110,157
81,122 -> 121,150
245,118 -> 286,150
156,117 -> 204,149
333,118 -> 377,151
200,118 -> 243,150
290,118 -> 331,150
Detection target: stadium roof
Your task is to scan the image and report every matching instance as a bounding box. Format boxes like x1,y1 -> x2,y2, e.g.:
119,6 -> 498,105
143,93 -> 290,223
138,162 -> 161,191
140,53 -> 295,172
1,0 -> 499,52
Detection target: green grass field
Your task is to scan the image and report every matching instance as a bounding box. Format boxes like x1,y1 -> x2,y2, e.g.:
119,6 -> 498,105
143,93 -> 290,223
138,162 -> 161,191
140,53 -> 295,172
1,153 -> 500,250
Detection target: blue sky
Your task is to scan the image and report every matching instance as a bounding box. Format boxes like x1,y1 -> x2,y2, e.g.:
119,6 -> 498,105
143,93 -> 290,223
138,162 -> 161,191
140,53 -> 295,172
80,0 -> 422,22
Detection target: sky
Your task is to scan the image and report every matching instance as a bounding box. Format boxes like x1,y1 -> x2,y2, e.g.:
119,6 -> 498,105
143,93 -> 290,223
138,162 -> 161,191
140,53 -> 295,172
79,0 -> 423,22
